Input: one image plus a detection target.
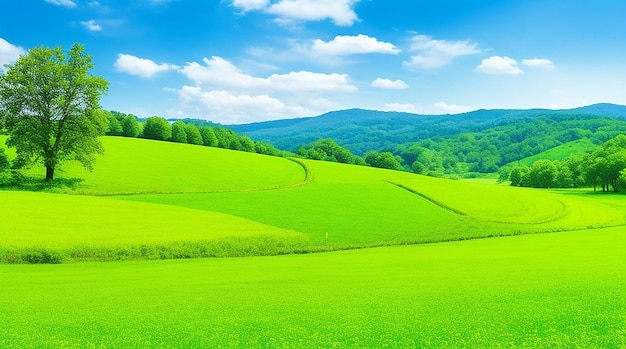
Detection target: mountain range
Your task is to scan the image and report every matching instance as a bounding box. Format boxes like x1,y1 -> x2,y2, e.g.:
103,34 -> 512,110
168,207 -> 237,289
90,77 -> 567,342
227,103 -> 626,155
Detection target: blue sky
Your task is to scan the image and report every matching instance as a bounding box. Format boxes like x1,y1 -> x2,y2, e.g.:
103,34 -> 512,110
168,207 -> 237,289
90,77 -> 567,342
1,0 -> 626,124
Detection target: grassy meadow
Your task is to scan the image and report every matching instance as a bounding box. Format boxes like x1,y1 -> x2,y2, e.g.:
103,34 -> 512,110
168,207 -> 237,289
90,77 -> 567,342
1,226 -> 624,347
1,136 -> 625,347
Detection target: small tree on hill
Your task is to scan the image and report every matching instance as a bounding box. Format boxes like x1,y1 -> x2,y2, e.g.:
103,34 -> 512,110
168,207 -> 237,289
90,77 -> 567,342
365,150 -> 403,170
0,43 -> 109,180
185,123 -> 203,145
171,120 -> 188,143
121,115 -> 140,137
200,126 -> 218,147
142,116 -> 171,141
528,159 -> 558,188
239,135 -> 256,153
106,112 -> 123,135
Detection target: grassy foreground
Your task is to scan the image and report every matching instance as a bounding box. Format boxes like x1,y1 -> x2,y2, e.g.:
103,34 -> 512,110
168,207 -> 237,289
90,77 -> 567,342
1,136 -> 625,347
1,226 -> 624,347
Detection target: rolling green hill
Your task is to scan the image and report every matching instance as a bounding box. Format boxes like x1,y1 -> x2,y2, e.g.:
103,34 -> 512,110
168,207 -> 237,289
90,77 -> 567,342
16,136 -> 305,194
1,136 -> 624,262
1,135 -> 625,347
512,138 -> 597,166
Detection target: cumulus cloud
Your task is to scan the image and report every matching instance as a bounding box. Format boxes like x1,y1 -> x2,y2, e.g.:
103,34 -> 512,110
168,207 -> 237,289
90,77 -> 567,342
371,78 -> 409,90
474,56 -> 524,75
522,58 -> 554,70
179,56 -> 357,92
384,103 -> 418,113
45,0 -> 76,7
233,0 -> 269,11
232,0 -> 359,26
269,71 -> 357,92
268,0 -> 359,26
80,20 -> 102,32
0,38 -> 26,72
434,101 -> 475,114
177,86 -> 310,124
114,54 -> 174,78
312,34 -> 400,56
403,34 -> 480,69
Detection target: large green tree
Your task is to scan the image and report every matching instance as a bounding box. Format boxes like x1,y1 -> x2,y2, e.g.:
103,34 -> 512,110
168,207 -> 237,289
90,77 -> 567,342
0,43 -> 109,180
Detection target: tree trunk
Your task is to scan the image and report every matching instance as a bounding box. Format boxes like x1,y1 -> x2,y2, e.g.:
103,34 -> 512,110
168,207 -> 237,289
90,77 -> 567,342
45,166 -> 54,181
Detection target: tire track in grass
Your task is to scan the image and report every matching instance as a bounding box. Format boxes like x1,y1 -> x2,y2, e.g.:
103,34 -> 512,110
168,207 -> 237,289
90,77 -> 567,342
388,180 -> 572,225
386,181 -> 468,216
80,157 -> 315,197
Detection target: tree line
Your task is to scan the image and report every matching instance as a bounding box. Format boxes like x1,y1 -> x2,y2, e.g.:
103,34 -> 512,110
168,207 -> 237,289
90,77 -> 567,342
295,138 -> 404,170
105,112 -> 283,157
393,116 -> 626,177
506,134 -> 626,192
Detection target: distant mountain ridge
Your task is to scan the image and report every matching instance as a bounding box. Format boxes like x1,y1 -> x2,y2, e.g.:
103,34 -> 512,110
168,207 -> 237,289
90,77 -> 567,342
226,103 -> 626,154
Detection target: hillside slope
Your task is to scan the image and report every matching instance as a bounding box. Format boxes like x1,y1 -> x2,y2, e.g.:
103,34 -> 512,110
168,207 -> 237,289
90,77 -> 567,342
2,136 -> 625,262
18,136 -> 306,194
228,103 -> 626,154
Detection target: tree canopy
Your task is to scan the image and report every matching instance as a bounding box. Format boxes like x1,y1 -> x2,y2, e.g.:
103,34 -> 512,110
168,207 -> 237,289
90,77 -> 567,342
0,43 -> 109,180
142,116 -> 171,141
508,134 -> 626,191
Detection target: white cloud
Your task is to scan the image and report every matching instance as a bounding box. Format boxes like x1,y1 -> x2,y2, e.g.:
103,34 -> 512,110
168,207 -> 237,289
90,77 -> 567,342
233,0 -> 269,11
45,0 -> 76,7
403,34 -> 480,69
312,34 -> 400,56
80,20 -> 102,32
0,38 -> 26,72
371,78 -> 409,90
384,103 -> 418,113
179,56 -> 357,92
180,56 -> 264,89
177,86 -> 309,124
266,0 -> 360,26
522,58 -> 554,70
474,56 -> 524,75
434,101 -> 475,114
269,71 -> 357,92
114,54 -> 173,78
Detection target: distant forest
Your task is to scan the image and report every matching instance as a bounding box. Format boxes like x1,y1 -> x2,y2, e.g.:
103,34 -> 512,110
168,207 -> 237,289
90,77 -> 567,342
86,105 -> 626,192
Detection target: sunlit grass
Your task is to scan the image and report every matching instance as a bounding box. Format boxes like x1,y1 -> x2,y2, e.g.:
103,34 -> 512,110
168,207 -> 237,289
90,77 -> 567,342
0,190 -> 309,262
13,136 -> 306,194
1,226 -> 623,347
515,138 -> 596,166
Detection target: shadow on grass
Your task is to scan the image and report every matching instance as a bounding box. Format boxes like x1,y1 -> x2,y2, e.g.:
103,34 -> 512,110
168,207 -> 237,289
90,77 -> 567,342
0,171 -> 85,193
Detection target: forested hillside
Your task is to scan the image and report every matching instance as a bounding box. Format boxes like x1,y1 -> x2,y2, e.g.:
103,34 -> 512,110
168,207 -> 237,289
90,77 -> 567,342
228,103 -> 626,154
394,115 -> 626,175
91,105 -> 626,182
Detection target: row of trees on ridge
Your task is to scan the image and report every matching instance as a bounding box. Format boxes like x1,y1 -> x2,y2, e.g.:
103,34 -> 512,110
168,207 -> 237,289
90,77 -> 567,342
507,134 -> 626,191
105,112 -> 283,157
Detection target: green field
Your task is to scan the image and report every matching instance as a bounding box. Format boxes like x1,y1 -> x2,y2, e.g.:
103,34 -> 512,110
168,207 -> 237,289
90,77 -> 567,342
1,227 -> 624,347
1,136 -> 625,347
513,138 -> 597,166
